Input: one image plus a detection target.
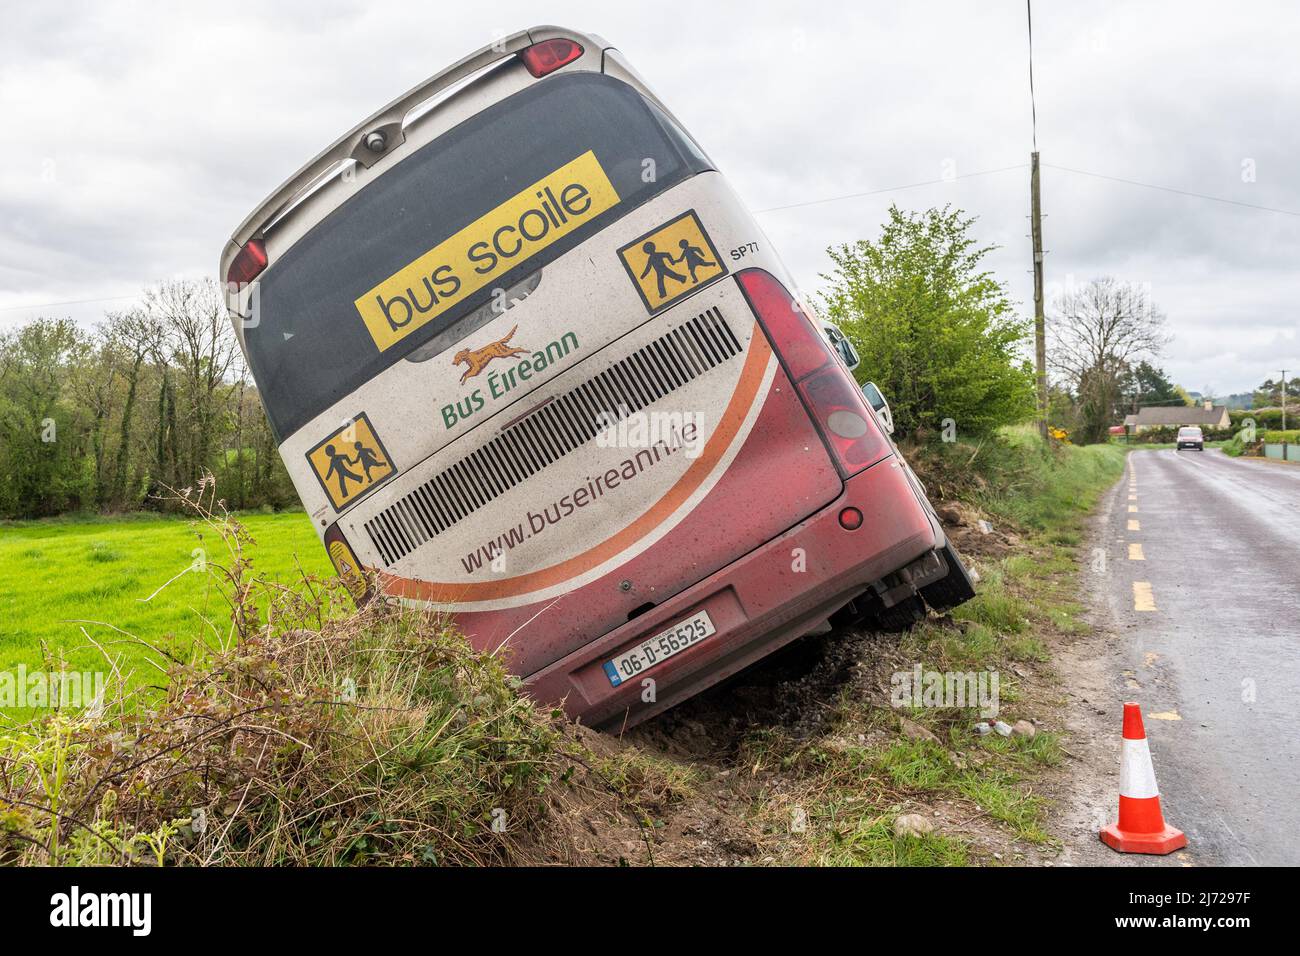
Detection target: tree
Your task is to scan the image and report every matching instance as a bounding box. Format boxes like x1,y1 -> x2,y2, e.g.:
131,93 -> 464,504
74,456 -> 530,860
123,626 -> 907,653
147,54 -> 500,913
0,318 -> 93,517
1050,278 -> 1170,444
818,205 -> 1036,437
66,340 -> 119,507
103,307 -> 163,509
143,279 -> 240,488
1253,376 -> 1300,407
1118,361 -> 1185,410
0,288 -> 293,520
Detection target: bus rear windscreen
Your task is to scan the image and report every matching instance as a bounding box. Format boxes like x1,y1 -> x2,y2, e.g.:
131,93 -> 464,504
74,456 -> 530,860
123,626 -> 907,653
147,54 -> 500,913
247,72 -> 712,440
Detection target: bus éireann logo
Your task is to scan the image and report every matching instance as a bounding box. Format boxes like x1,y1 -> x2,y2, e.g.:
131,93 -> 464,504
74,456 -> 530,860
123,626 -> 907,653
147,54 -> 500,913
440,329 -> 581,430
617,209 -> 727,315
305,412 -> 396,511
452,324 -> 529,384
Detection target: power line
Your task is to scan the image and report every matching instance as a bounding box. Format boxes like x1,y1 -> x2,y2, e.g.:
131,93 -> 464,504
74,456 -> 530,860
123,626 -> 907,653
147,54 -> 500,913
752,161 -> 1300,220
5,161 -> 1298,317
752,163 -> 1030,214
0,293 -> 139,314
1043,163 -> 1300,218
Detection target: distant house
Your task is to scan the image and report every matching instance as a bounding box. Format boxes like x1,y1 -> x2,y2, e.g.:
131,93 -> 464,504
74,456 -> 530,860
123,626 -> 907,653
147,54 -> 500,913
1124,401 -> 1230,432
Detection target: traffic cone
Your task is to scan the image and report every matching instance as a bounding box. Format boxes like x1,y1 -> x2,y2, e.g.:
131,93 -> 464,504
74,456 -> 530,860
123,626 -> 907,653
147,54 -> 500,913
1100,702 -> 1187,854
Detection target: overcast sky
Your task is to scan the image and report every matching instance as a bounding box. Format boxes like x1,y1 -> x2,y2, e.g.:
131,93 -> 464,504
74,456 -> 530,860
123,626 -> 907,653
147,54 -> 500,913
1,1 -> 1296,395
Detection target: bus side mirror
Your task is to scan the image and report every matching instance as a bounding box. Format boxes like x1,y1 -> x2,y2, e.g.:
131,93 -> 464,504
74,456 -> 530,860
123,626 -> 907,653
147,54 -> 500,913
861,381 -> 894,434
836,334 -> 860,372
821,323 -> 860,372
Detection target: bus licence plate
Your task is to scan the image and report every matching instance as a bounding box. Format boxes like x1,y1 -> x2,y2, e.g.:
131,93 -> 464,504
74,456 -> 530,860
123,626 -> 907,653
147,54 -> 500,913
602,611 -> 716,687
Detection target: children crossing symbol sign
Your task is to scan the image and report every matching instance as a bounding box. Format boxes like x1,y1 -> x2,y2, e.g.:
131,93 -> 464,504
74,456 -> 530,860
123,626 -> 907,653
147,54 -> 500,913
617,209 -> 726,314
306,412 -> 396,511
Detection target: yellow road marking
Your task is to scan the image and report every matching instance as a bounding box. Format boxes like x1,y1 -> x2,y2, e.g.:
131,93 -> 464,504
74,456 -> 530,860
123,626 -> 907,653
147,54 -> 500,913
1128,494 -> 1137,501
1147,710 -> 1181,721
1133,581 -> 1157,611
1128,504 -> 1139,513
1128,519 -> 1140,531
1129,543 -> 1145,560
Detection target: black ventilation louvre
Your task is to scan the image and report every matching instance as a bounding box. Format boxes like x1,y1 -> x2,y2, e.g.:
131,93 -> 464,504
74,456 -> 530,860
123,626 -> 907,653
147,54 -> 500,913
363,307 -> 743,566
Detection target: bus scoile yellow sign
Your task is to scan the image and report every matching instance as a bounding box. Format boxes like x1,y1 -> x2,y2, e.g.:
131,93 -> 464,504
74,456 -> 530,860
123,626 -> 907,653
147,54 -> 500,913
355,150 -> 620,352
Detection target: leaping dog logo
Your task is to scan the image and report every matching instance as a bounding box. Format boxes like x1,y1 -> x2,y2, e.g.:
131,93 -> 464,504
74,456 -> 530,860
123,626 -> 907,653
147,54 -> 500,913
452,324 -> 529,384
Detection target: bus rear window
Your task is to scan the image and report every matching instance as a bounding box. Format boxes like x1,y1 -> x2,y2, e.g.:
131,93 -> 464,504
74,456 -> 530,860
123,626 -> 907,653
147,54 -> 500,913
247,72 -> 712,440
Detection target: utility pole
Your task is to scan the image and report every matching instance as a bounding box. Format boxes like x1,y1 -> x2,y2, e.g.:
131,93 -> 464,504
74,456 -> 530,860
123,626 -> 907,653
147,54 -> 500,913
1026,1 -> 1048,440
1282,369 -> 1289,432
1031,151 -> 1048,439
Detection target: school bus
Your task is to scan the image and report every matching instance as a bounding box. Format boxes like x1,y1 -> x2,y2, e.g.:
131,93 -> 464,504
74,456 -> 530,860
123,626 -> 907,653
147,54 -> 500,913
220,26 -> 974,728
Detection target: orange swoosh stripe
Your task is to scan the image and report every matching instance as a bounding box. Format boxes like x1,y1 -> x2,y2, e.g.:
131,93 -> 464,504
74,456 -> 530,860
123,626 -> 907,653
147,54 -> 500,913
380,331 -> 773,603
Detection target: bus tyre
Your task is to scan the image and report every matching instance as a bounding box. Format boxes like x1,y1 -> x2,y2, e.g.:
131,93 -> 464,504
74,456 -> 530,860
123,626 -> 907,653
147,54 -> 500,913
920,544 -> 977,613
874,594 -> 928,632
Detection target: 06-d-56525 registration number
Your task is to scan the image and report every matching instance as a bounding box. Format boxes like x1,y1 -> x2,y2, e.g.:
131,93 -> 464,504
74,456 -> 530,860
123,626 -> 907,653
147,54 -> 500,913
602,611 -> 716,687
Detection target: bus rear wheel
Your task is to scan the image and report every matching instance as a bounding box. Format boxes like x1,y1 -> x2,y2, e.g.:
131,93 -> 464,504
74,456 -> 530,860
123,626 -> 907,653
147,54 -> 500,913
874,594 -> 928,632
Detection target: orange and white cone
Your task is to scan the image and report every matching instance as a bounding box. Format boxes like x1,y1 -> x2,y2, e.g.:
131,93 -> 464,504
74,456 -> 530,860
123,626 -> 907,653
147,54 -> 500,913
1100,702 -> 1187,854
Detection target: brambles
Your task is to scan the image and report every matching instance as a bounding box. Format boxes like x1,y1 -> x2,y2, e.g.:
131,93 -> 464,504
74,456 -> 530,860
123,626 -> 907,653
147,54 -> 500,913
0,486 -> 568,866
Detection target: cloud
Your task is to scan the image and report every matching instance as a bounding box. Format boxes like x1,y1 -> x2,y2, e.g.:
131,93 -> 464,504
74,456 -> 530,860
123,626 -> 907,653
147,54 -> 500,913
1,0 -> 1296,393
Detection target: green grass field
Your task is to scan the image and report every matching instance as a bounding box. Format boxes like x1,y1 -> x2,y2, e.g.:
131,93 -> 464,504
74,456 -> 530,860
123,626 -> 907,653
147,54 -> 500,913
0,511 -> 331,720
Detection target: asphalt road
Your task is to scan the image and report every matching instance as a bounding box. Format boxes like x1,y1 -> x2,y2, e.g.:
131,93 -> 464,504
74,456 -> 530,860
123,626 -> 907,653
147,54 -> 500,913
1094,448 -> 1300,865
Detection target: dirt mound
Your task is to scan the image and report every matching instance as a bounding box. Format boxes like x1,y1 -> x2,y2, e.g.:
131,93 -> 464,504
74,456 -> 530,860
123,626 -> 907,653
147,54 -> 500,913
933,498 -> 1021,561
627,630 -> 861,760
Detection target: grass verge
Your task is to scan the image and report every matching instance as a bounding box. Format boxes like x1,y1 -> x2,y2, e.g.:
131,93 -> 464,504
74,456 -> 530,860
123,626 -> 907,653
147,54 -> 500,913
748,426 -> 1123,865
0,491 -> 705,867
0,494 -> 574,865
0,505 -> 330,722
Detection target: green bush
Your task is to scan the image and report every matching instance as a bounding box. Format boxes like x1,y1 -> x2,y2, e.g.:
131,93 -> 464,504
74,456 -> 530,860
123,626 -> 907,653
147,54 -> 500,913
1232,407 -> 1295,429
1128,425 -> 1234,444
819,205 -> 1035,437
905,424 -> 1126,530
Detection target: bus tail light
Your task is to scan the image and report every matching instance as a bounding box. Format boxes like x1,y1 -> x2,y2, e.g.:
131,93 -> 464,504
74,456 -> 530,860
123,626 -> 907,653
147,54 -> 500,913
800,364 -> 886,472
519,38 -> 584,78
735,268 -> 889,478
226,238 -> 268,285
735,268 -> 829,380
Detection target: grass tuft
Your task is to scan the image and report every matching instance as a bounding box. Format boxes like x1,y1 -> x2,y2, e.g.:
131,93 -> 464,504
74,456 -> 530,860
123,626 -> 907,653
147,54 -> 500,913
86,542 -> 124,563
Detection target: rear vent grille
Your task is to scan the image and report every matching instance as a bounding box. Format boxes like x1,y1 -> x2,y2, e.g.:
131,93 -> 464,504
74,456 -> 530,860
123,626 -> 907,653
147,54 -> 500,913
362,307 -> 743,566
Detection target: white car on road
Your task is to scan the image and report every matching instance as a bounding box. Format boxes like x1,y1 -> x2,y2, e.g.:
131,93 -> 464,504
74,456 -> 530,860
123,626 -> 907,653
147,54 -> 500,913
1177,426 -> 1204,451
